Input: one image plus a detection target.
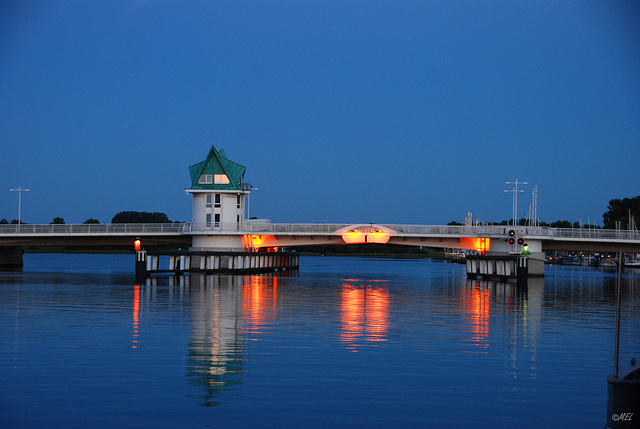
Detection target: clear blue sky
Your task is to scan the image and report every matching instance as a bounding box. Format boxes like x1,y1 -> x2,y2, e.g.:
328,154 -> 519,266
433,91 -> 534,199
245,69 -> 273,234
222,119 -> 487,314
1,1 -> 638,226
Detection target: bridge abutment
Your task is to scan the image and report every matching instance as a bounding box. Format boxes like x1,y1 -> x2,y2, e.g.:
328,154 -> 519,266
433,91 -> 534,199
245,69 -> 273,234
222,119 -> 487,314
0,247 -> 24,271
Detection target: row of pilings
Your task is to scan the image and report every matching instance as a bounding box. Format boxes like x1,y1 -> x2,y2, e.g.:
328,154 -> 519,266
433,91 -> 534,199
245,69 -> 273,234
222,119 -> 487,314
136,250 -> 299,281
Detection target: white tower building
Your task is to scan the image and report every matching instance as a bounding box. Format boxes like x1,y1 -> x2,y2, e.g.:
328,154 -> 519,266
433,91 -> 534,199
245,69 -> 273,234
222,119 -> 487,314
186,146 -> 251,250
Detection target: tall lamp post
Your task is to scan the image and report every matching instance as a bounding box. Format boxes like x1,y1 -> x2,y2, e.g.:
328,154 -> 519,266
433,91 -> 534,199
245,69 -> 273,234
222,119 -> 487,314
504,180 -> 527,226
247,187 -> 258,220
10,186 -> 30,229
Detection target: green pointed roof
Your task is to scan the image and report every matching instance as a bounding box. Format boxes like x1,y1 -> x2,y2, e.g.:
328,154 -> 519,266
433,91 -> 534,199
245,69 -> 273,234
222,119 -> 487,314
188,145 -> 246,191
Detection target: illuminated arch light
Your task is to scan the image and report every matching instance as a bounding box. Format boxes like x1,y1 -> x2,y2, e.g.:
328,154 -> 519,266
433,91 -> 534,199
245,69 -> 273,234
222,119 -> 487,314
338,225 -> 392,244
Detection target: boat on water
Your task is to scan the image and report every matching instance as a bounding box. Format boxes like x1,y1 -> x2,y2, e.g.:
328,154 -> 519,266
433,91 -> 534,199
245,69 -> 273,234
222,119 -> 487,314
624,253 -> 640,268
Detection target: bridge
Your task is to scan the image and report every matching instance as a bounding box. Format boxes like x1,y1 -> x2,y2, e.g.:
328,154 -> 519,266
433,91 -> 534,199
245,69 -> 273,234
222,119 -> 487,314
2,222 -> 639,251
2,146 -> 639,276
2,221 -> 639,274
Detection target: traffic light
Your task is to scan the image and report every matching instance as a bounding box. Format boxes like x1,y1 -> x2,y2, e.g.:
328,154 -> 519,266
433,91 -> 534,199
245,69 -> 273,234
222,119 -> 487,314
517,237 -> 525,245
508,237 -> 515,245
509,230 -> 515,237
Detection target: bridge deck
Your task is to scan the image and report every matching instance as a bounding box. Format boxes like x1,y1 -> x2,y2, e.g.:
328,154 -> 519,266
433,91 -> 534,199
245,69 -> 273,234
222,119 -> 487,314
0,223 -> 639,251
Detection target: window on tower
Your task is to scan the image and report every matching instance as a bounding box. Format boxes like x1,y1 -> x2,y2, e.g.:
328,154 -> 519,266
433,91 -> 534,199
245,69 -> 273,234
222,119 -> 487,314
198,174 -> 213,184
214,174 -> 230,184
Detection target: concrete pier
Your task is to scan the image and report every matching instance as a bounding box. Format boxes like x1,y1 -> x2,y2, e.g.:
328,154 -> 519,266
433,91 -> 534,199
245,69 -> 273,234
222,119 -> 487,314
466,254 -> 532,282
0,247 -> 24,270
138,250 -> 299,277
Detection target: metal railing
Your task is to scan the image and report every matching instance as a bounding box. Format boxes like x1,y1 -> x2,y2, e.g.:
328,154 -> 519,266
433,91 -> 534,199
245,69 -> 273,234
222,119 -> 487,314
0,223 -> 185,235
1,222 -> 639,242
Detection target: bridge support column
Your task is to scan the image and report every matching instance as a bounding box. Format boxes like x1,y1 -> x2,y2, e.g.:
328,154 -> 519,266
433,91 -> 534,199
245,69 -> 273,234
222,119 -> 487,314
0,247 -> 24,271
135,250 -> 147,282
486,238 -> 545,277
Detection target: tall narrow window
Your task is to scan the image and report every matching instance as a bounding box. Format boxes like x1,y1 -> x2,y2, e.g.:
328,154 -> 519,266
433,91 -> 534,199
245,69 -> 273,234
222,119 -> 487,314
214,213 -> 220,227
237,194 -> 241,209
206,194 -> 212,208
206,213 -> 212,228
214,194 -> 221,208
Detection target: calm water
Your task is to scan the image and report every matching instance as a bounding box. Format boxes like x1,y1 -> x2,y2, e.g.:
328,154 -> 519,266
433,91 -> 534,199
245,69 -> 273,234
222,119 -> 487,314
1,254 -> 639,428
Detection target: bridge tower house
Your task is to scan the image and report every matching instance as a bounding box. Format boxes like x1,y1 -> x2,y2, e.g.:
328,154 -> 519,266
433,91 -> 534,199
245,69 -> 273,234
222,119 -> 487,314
185,145 -> 251,250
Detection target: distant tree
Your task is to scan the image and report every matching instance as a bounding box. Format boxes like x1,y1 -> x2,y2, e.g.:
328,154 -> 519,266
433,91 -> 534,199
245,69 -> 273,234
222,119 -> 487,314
10,219 -> 25,224
0,218 -> 8,224
83,218 -> 100,224
112,211 -> 171,223
602,196 -> 640,229
550,220 -> 572,228
51,217 -> 65,224
447,221 -> 462,225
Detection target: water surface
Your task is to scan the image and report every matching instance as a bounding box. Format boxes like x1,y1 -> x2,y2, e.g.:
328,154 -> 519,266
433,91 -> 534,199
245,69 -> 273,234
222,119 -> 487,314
1,254 -> 639,428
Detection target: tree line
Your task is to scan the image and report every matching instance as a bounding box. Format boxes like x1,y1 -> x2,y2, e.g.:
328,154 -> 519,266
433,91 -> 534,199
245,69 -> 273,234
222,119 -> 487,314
0,211 -> 175,225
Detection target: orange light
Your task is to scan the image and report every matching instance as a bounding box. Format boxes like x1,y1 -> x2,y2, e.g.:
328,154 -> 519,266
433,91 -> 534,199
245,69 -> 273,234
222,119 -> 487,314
134,239 -> 141,251
340,226 -> 390,244
242,234 -> 277,250
459,237 -> 491,253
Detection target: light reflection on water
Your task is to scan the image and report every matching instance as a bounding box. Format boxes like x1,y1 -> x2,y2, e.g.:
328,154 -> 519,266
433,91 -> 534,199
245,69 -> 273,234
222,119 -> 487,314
0,254 -> 639,428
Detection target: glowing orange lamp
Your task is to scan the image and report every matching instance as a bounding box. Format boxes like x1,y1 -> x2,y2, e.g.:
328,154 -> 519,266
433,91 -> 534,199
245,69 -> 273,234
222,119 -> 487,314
134,239 -> 141,251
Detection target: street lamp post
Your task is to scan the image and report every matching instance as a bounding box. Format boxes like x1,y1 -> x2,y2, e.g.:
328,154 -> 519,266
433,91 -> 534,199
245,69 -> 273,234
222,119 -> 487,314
504,180 -> 527,226
247,187 -> 258,220
10,186 -> 30,229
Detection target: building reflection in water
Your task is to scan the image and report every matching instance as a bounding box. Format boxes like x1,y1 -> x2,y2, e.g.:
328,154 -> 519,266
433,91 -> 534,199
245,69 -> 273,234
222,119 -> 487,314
340,280 -> 390,350
132,272 -> 544,403
188,275 -> 244,406
187,273 -> 282,406
462,277 -> 542,380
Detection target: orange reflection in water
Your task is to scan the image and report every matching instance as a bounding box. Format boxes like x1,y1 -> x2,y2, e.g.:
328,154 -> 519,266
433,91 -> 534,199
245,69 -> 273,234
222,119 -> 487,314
242,276 -> 278,334
460,286 -> 490,348
340,281 -> 389,349
132,284 -> 140,348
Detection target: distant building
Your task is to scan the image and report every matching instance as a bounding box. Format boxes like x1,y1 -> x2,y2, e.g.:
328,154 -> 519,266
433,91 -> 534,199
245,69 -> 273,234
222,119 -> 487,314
186,146 -> 250,232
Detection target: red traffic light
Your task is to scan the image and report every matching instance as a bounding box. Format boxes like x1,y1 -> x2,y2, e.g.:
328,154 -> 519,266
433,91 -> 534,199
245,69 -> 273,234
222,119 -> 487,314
134,239 -> 141,251
508,237 -> 515,245
517,237 -> 525,245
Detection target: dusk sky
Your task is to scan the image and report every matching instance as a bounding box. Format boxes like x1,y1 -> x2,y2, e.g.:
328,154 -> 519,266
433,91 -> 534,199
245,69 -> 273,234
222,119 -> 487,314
1,1 -> 639,226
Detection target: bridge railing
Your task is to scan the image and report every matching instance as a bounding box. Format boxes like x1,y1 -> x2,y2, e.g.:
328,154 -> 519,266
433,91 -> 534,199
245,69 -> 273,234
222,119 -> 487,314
0,223 -> 184,234
184,222 -> 352,233
544,227 -> 640,241
2,222 -> 639,242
